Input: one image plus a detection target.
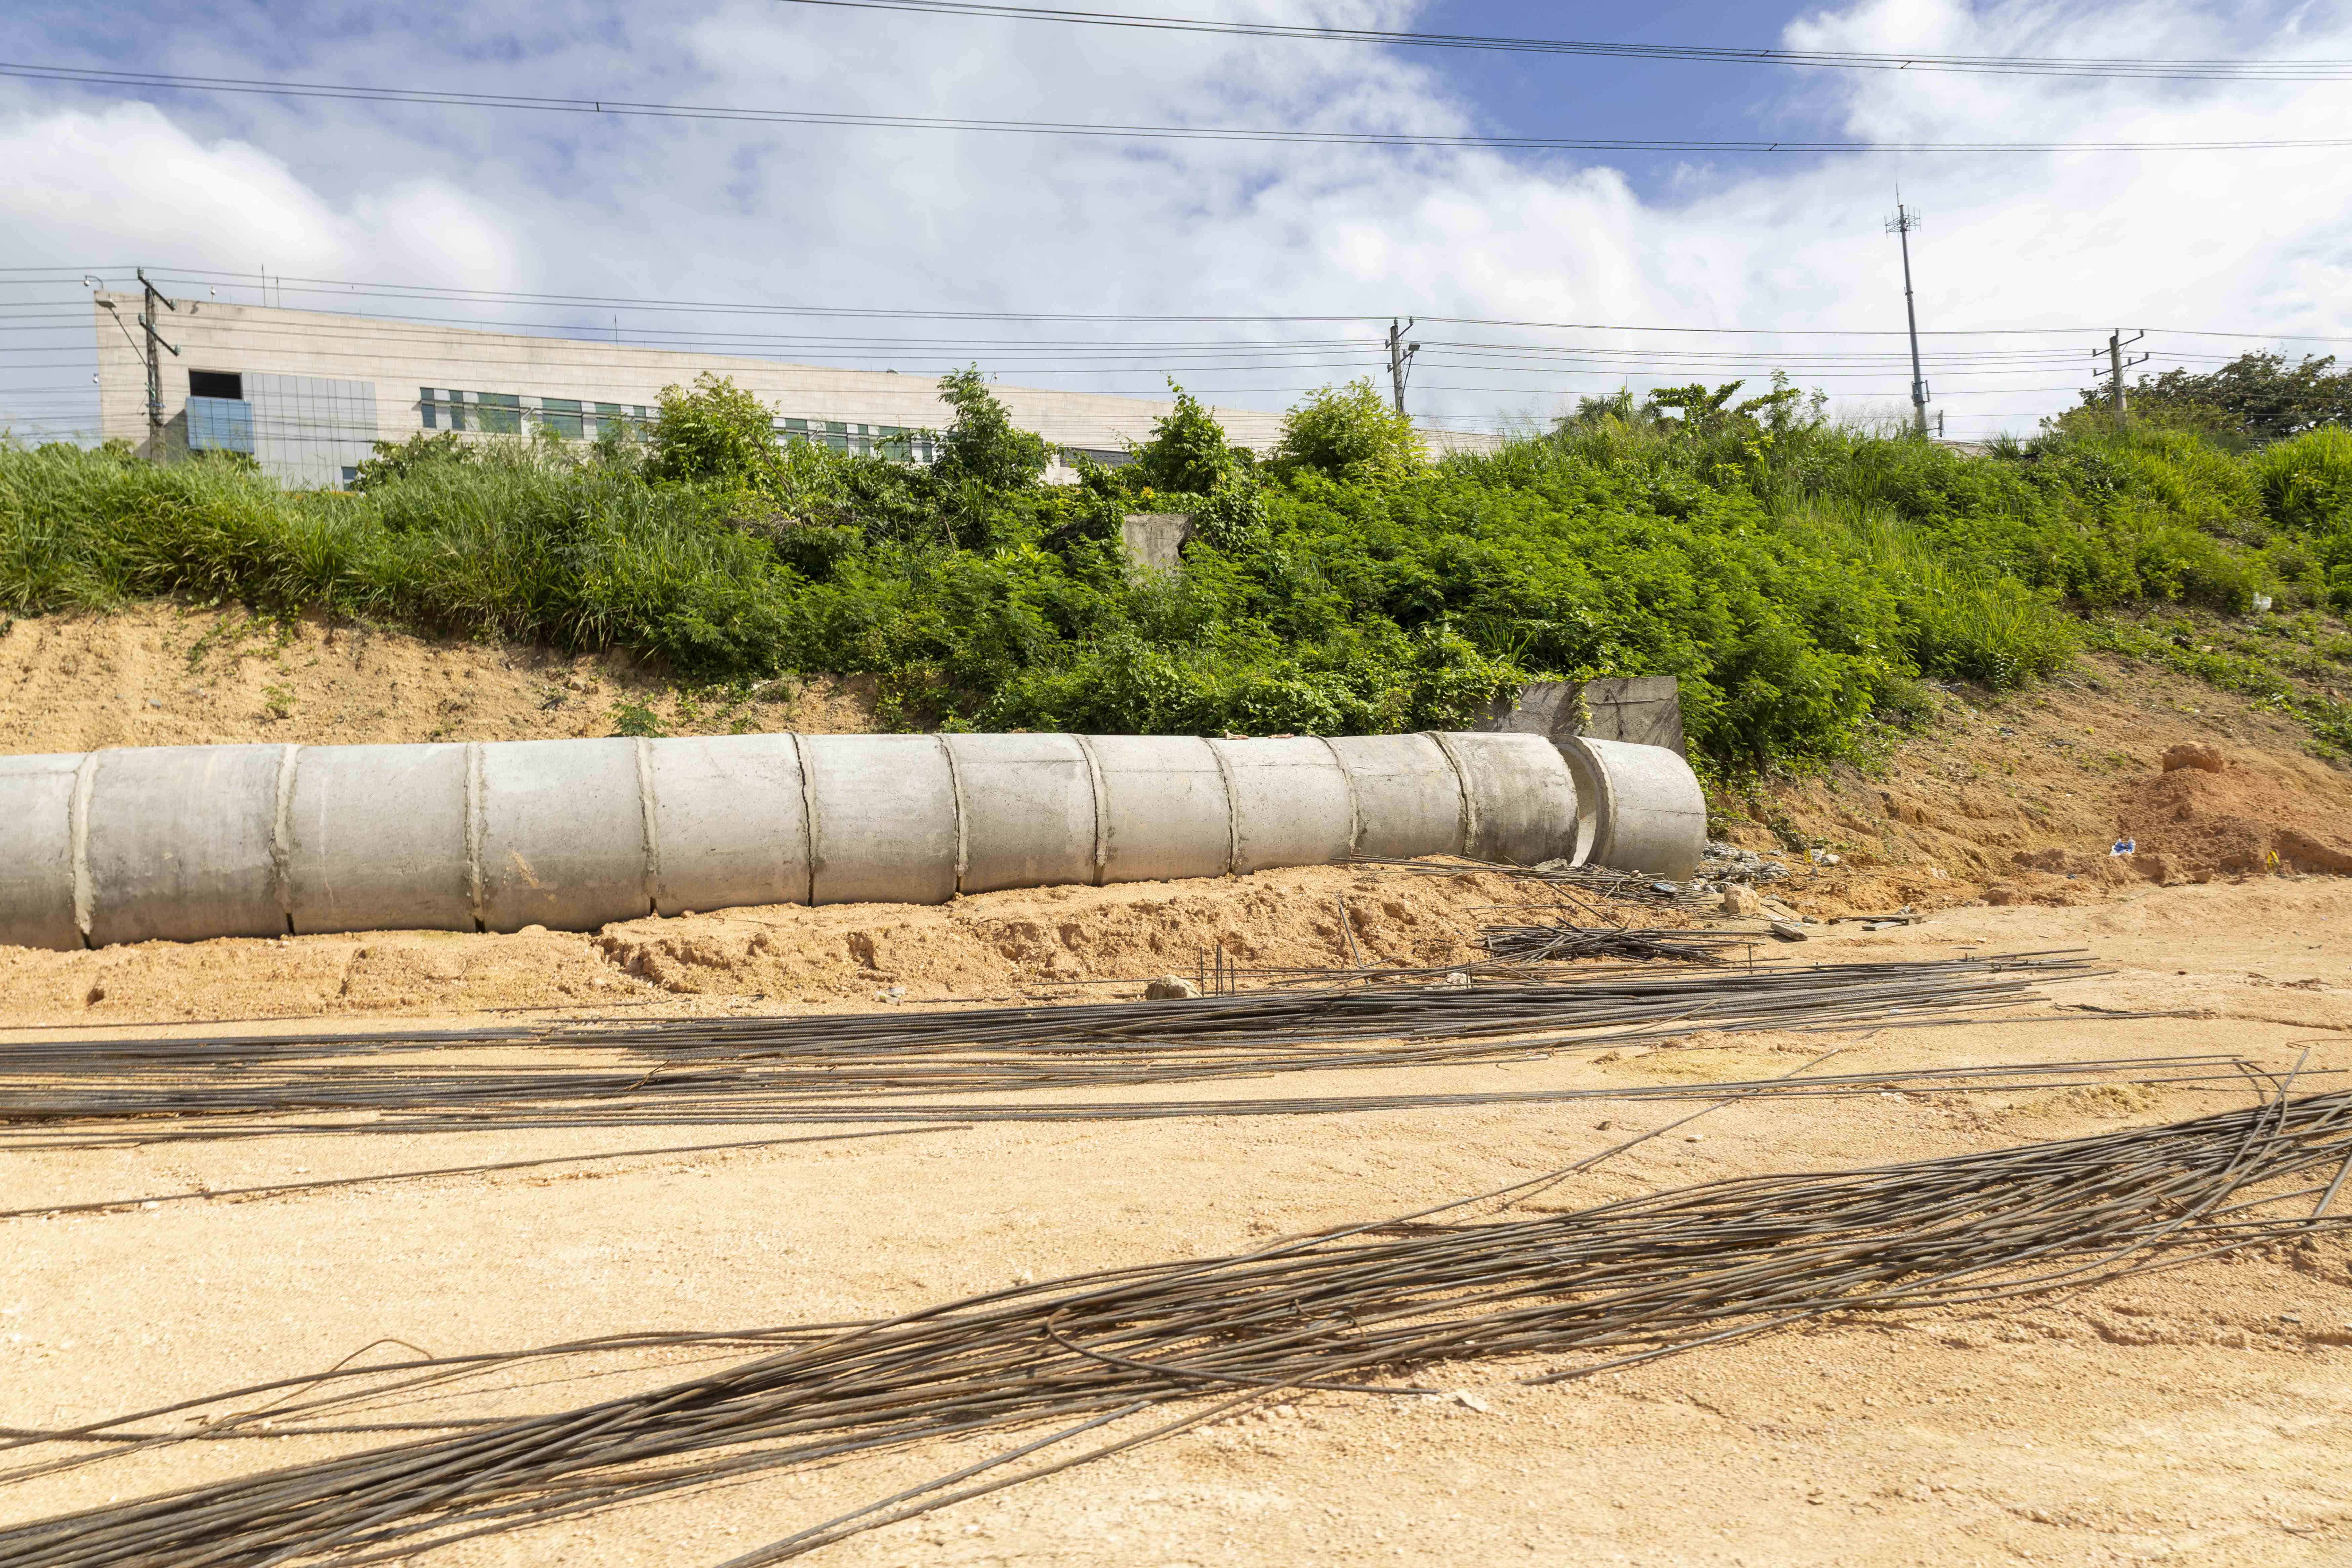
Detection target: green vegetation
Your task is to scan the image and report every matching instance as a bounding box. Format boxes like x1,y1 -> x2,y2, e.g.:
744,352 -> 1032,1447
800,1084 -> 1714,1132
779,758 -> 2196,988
6,371 -> 2352,781
2090,350 -> 2352,443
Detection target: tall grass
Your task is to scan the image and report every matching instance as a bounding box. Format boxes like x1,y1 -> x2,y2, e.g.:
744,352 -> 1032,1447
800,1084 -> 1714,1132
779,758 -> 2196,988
0,444 -> 795,676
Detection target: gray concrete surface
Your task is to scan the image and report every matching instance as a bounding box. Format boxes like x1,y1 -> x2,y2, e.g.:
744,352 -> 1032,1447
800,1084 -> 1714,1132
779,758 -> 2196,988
803,735 -> 960,906
84,744 -> 287,945
286,743 -> 473,935
1325,734 -> 1468,862
1087,735 -> 1236,885
1572,735 -> 1710,881
946,732 -> 1101,896
1120,513 -> 1194,575
476,738 -> 654,932
646,734 -> 812,915
0,729 -> 1702,947
1479,677 -> 1686,756
0,753 -> 82,950
1212,737 -> 1357,875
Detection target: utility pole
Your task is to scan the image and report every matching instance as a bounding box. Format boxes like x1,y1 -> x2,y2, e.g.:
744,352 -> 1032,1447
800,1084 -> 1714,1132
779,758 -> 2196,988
1387,317 -> 1420,414
2101,329 -> 2148,418
137,267 -> 180,458
1884,199 -> 1929,437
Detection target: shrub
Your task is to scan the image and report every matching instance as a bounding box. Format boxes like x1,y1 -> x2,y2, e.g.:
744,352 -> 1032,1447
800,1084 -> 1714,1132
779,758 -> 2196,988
932,366 -> 1049,491
1269,380 -> 1421,486
644,373 -> 781,487
350,430 -> 474,493
7,380 -> 2344,774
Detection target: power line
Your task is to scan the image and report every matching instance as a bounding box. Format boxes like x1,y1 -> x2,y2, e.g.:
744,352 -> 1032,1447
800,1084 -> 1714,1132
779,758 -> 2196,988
37,268 -> 2352,340
782,0 -> 2352,82
7,60 -> 2351,154
10,270 -> 2351,343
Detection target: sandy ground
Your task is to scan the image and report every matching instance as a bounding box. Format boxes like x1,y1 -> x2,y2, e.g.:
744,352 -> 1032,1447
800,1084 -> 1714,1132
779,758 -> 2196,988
4,878 -> 2352,1566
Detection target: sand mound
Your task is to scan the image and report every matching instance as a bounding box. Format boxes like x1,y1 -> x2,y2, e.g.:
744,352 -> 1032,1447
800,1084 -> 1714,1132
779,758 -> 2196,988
0,864 -> 1561,1028
2118,758 -> 2352,878
1719,656 -> 2352,917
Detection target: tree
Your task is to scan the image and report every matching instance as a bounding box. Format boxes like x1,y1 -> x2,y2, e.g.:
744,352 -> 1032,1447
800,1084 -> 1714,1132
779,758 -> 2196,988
1269,379 -> 1421,485
1130,381 -> 1234,495
2082,351 -> 2352,441
1645,379 -> 1806,434
932,366 -> 1049,490
644,373 -> 780,485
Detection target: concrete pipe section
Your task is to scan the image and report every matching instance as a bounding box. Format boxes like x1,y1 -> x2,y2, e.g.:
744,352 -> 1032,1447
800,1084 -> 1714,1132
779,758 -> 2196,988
1556,736 -> 1710,882
0,731 -> 1707,950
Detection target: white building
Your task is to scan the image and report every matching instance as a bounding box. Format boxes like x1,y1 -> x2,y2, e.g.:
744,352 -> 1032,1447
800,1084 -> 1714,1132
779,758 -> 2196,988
93,295 -> 1498,488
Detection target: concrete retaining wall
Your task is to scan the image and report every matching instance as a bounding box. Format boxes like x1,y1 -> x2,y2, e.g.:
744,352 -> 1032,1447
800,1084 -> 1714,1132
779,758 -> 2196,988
0,730 -> 1706,949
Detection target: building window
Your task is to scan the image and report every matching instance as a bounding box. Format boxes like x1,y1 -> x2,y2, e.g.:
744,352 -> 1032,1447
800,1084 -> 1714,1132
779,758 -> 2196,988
187,395 -> 255,454
420,388 -> 468,432
537,397 -> 584,440
189,370 -> 244,400
475,392 -> 522,435
340,465 -> 359,487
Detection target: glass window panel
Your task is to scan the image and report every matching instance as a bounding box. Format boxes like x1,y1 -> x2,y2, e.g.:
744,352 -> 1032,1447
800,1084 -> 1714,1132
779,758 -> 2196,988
475,392 -> 522,435
538,397 -> 583,440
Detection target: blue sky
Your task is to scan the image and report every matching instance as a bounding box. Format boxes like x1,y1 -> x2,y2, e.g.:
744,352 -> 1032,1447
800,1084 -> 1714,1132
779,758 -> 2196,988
3,1 -> 2349,440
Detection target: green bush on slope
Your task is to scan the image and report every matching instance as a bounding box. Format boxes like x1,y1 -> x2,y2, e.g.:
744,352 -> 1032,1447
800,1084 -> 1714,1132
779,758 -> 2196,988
5,372 -> 2348,777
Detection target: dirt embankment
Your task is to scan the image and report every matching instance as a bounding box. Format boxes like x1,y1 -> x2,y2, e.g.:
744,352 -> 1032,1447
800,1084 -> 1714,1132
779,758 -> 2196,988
0,604 -> 878,751
0,864 -> 1561,1028
1726,655 -> 2352,918
6,605 -> 2352,965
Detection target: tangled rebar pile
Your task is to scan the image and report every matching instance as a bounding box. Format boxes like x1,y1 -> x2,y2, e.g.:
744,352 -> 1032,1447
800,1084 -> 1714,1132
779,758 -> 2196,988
1477,920 -> 1751,965
1353,854 -> 1719,908
0,956 -> 2096,1145
5,1089 -> 2345,1567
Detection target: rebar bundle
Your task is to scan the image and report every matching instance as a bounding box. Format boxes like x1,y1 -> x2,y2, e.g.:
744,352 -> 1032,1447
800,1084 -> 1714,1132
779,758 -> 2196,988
1353,854 -> 1719,908
0,956 -> 2098,1146
1478,920 -> 1751,965
4,1090 -> 2346,1566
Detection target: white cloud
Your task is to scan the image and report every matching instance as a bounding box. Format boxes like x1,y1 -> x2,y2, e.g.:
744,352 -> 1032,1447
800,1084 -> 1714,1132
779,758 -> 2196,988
0,100 -> 518,285
2,0 -> 2348,440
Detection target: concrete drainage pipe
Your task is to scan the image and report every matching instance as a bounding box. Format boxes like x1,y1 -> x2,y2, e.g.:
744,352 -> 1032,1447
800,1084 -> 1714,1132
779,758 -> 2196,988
0,731 -> 1705,950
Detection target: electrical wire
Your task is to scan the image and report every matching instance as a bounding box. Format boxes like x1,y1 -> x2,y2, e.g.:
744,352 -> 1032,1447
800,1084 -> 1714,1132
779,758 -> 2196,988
12,268 -> 2351,342
782,1 -> 2352,84
5,60 -> 2349,154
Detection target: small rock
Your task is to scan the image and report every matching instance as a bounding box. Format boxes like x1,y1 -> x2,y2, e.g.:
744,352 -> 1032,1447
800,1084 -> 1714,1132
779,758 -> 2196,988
1144,975 -> 1202,1000
1450,1390 -> 1492,1413
1684,1134 -> 1704,1143
2161,742 -> 2226,774
1719,885 -> 1763,916
1432,971 -> 1473,990
1768,921 -> 1808,942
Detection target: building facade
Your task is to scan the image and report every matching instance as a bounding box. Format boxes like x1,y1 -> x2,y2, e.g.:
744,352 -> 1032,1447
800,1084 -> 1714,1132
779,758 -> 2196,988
94,296 -> 1498,487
